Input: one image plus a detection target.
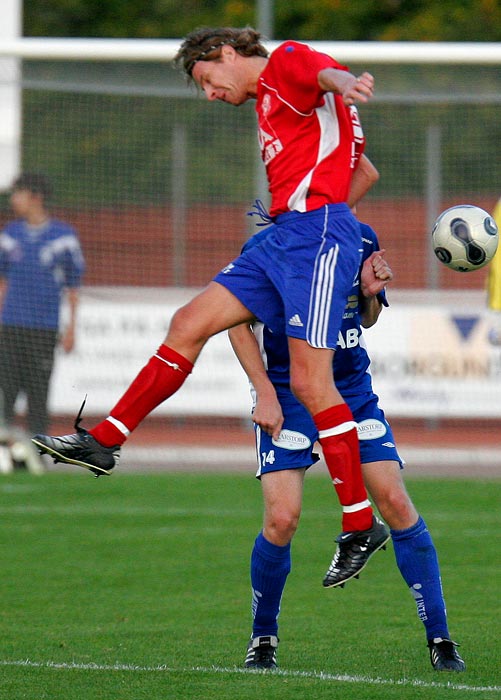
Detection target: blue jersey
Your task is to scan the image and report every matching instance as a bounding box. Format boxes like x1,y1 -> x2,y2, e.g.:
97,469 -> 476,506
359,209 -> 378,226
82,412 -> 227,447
0,219 -> 85,330
242,222 -> 387,396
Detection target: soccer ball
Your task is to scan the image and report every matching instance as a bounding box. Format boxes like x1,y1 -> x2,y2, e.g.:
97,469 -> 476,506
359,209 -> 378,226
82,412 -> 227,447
431,204 -> 498,272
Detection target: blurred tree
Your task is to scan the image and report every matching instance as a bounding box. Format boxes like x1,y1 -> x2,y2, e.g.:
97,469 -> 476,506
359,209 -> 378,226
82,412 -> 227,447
23,0 -> 501,41
274,0 -> 501,42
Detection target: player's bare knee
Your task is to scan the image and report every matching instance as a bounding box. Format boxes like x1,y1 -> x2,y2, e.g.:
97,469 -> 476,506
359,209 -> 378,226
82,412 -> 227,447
265,509 -> 300,544
167,305 -> 207,346
375,487 -> 417,529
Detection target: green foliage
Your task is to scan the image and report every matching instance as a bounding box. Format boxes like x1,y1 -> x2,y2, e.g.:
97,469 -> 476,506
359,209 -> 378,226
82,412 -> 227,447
23,0 -> 501,41
274,0 -> 501,42
22,0 -> 255,39
376,0 -> 501,42
0,472 -> 499,699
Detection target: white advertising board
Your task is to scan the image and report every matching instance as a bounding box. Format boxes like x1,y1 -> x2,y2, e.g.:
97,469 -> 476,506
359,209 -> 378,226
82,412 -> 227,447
49,288 -> 501,419
363,294 -> 501,418
50,288 -> 252,417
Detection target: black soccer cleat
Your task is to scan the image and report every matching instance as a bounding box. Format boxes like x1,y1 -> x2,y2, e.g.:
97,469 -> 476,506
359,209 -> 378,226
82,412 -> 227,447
428,638 -> 466,672
245,635 -> 278,670
323,515 -> 390,588
31,400 -> 120,477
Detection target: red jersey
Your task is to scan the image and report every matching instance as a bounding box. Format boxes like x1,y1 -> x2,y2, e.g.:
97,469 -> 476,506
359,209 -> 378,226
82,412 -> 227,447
256,41 -> 365,217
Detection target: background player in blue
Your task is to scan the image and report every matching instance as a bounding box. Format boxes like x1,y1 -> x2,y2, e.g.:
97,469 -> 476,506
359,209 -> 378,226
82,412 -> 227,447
229,223 -> 465,673
0,173 -> 85,435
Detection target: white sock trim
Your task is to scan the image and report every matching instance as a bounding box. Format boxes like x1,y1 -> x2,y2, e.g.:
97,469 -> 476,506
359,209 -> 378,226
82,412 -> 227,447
107,416 -> 130,436
154,353 -> 181,371
318,421 -> 358,439
342,499 -> 372,514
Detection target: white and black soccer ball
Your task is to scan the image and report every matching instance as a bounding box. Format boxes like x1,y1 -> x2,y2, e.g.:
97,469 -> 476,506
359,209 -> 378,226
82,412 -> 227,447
431,204 -> 499,272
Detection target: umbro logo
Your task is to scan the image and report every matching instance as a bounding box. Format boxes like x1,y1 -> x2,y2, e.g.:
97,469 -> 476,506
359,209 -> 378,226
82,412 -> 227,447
382,441 -> 395,448
288,314 -> 303,327
332,477 -> 344,485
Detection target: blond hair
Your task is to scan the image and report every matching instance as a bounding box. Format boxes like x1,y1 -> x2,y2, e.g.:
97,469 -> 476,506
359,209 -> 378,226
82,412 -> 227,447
175,26 -> 268,79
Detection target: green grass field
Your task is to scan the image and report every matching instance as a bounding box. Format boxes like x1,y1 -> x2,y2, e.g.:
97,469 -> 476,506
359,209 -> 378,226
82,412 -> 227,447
0,471 -> 499,700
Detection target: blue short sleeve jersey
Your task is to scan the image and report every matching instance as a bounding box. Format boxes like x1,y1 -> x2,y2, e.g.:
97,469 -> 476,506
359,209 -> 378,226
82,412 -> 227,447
0,219 -> 85,330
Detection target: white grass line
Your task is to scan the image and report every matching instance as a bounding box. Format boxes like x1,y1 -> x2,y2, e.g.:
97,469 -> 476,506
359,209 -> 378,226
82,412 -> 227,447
0,659 -> 499,693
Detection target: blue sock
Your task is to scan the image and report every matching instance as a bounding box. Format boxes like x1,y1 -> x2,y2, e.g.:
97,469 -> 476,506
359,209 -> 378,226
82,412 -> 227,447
250,531 -> 291,637
391,515 -> 449,640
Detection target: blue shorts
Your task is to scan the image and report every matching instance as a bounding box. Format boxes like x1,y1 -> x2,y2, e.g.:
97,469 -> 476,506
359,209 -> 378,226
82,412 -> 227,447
213,204 -> 361,349
254,389 -> 404,478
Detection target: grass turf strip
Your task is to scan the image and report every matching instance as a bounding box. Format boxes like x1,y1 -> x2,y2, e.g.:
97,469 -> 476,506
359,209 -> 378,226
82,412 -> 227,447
0,473 -> 499,699
0,659 -> 499,693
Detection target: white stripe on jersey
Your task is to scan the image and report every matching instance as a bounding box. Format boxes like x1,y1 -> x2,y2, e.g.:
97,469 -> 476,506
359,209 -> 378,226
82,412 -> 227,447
251,321 -> 268,370
39,234 -> 84,267
247,321 -> 268,410
287,93 -> 341,213
316,93 -> 341,160
287,170 -> 313,213
0,232 -> 17,253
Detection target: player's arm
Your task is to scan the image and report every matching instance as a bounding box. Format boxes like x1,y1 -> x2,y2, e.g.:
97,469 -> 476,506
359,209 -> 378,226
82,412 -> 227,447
228,324 -> 284,440
60,287 -> 79,353
317,68 -> 374,106
348,155 -> 379,210
0,234 -> 9,316
360,250 -> 393,328
0,278 -> 7,316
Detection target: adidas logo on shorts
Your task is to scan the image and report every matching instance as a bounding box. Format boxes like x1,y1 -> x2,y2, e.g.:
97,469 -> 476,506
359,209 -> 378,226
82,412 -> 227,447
288,314 -> 303,327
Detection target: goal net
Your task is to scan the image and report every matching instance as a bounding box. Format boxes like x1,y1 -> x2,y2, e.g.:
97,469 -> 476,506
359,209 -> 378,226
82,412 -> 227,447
0,39 -> 499,445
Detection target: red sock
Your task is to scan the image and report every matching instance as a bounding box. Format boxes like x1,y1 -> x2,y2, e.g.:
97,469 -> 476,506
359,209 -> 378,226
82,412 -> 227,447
90,345 -> 193,446
314,404 -> 373,532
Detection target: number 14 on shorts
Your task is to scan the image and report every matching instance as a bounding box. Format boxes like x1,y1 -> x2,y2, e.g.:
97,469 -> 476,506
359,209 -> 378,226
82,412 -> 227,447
261,450 -> 276,467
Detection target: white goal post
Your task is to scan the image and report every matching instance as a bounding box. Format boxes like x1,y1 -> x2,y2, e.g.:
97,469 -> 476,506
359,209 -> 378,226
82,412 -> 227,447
0,37 -> 500,63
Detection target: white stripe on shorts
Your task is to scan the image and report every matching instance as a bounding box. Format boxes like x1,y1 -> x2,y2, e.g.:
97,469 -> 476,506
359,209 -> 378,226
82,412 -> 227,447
255,424 -> 263,477
308,242 -> 339,348
312,245 -> 339,348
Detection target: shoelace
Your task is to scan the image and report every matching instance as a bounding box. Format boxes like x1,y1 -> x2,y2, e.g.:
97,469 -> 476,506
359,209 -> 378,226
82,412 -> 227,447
246,199 -> 274,226
73,396 -> 88,433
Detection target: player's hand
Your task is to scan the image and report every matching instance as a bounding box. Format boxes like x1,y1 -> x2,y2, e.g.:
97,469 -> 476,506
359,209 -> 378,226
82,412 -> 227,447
253,394 -> 284,441
361,249 -> 393,297
343,71 -> 374,106
60,326 -> 76,353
